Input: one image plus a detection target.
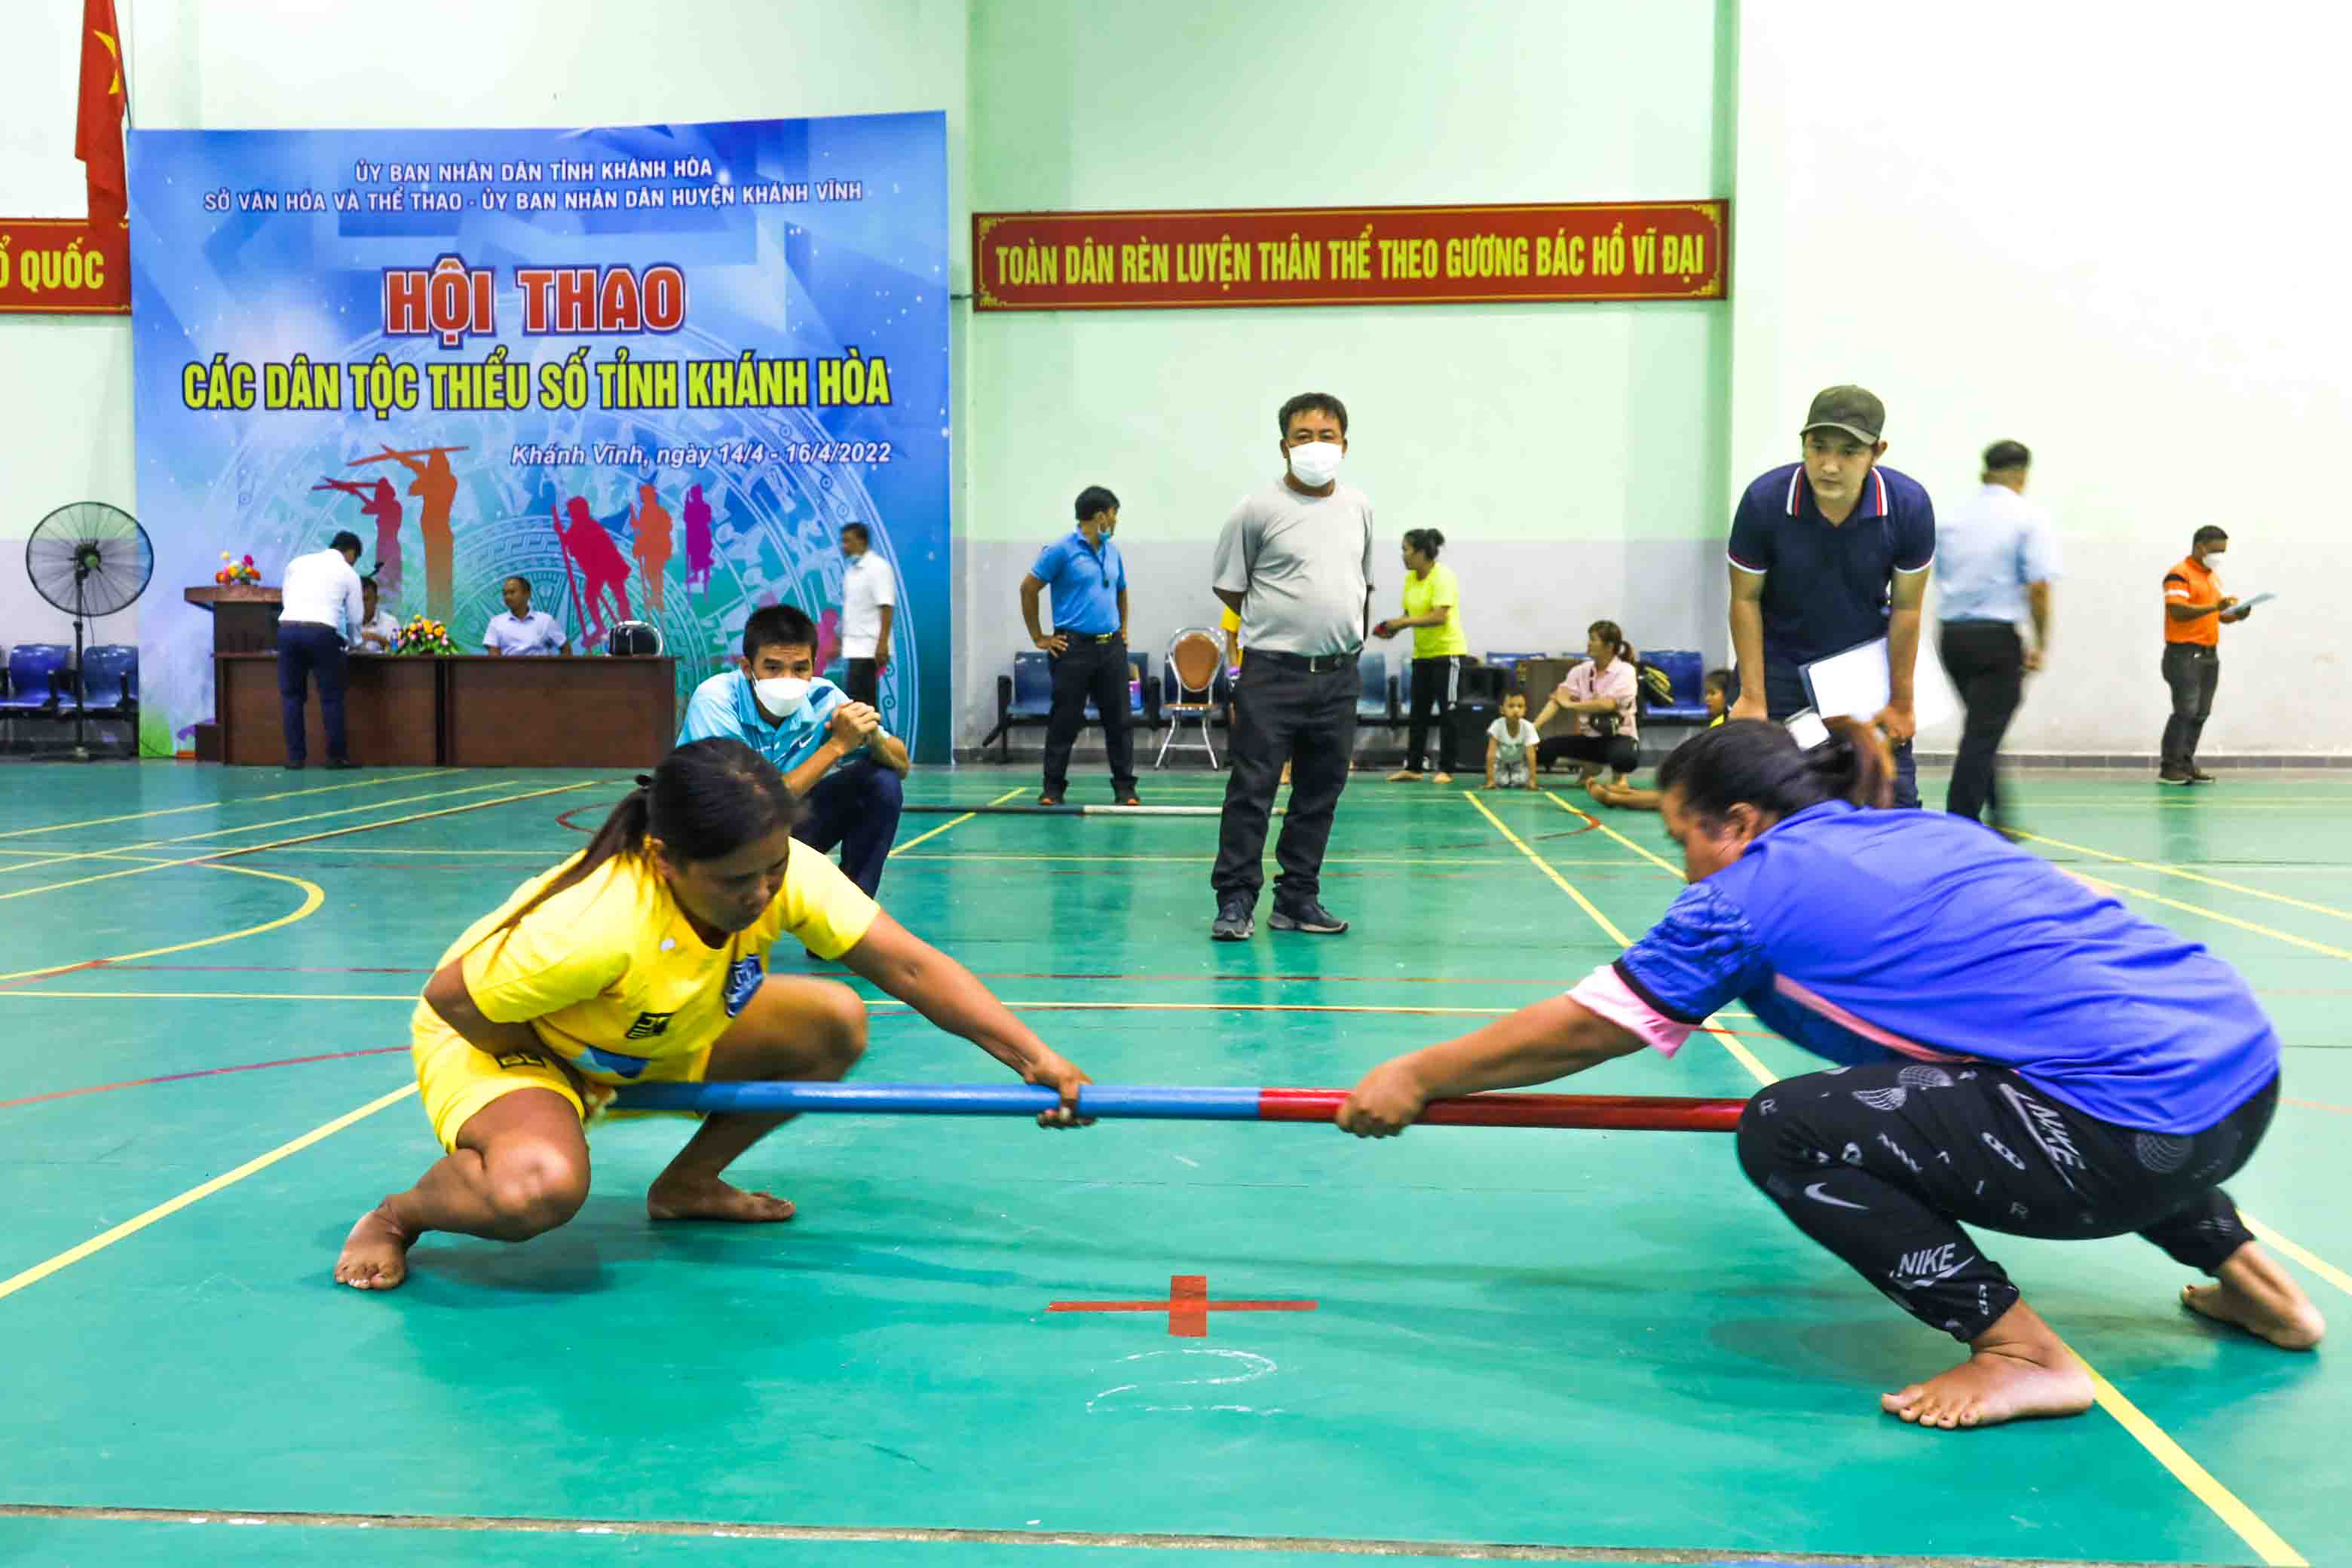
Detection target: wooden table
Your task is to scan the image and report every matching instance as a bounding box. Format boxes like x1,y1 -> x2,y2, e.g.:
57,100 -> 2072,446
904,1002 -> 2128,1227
445,655 -> 676,767
213,653 -> 675,769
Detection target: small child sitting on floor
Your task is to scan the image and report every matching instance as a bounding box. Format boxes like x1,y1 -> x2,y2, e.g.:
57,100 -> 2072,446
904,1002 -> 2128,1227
1485,691 -> 1541,791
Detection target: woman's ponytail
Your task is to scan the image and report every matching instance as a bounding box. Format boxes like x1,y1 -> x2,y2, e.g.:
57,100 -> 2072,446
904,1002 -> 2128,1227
1811,717 -> 1896,809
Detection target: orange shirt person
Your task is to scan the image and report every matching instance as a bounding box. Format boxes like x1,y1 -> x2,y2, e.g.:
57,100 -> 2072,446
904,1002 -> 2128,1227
2160,525 -> 2252,785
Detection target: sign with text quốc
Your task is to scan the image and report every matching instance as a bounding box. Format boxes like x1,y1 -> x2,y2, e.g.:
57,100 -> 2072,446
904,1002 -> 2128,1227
0,218 -> 129,313
972,201 -> 1726,311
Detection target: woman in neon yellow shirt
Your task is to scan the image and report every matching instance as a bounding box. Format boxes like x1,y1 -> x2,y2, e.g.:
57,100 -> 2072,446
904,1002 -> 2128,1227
1374,528 -> 1469,783
335,737 -> 1093,1291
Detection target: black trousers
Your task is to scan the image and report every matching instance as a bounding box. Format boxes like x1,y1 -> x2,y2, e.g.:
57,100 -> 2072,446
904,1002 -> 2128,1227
1041,635 -> 1135,796
1738,1059 -> 2274,1343
1214,653 -> 1358,906
276,621 -> 349,765
1402,654 -> 1462,773
794,759 -> 902,898
842,658 -> 880,708
2161,644 -> 2220,772
1537,733 -> 1638,778
1748,655 -> 1922,809
1939,620 -> 2025,824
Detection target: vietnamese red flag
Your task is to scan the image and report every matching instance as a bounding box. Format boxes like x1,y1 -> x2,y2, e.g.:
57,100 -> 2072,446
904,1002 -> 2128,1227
75,0 -> 128,226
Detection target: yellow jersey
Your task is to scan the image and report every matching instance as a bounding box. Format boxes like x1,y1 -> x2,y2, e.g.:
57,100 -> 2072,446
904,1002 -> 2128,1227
422,841 -> 879,1082
1399,562 -> 1468,660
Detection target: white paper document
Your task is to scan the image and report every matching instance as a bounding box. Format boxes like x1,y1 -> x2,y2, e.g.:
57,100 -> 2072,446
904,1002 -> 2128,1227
2237,591 -> 2277,612
1801,638 -> 1960,730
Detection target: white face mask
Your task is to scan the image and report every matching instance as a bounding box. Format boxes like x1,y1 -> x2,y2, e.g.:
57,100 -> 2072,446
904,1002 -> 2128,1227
753,675 -> 812,714
1287,440 -> 1343,488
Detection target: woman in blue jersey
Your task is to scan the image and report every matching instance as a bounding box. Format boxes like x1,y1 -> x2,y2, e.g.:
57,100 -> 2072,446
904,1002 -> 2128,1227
1339,719 -> 2323,1430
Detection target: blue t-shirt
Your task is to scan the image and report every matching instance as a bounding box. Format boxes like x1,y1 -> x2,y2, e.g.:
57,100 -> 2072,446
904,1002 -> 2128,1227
677,669 -> 850,776
1727,463 -> 1936,667
1029,530 -> 1126,635
1609,802 -> 2278,1134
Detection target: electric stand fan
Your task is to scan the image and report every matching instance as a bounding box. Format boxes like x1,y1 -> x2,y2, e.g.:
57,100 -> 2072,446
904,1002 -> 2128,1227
23,501 -> 154,762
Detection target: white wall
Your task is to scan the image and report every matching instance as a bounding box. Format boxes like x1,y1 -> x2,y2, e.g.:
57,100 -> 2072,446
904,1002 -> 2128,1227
1732,4 -> 2352,756
963,0 -> 1735,745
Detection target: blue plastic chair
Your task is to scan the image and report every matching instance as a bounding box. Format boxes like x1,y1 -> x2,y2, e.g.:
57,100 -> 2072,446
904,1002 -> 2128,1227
1084,656 -> 1146,720
1006,651 -> 1054,718
1358,651 -> 1398,723
78,645 -> 139,712
0,645 -> 70,711
1639,649 -> 1712,723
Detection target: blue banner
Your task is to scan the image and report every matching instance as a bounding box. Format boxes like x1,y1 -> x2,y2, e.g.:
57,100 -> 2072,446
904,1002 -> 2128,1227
127,113 -> 951,761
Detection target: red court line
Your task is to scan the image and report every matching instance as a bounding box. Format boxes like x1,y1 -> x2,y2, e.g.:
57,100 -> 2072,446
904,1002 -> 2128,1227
2286,1096 -> 2352,1116
0,1046 -> 408,1110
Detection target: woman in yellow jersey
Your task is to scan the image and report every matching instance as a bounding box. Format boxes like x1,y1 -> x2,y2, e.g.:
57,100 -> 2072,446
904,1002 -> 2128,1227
335,738 -> 1093,1291
1372,528 -> 1468,784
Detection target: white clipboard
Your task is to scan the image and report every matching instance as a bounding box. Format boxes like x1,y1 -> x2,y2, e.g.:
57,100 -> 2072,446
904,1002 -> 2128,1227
1801,636 -> 1961,732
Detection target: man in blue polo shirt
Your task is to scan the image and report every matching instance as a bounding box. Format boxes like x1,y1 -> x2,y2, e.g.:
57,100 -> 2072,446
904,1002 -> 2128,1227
678,604 -> 911,897
1726,384 -> 1935,807
1019,485 -> 1138,807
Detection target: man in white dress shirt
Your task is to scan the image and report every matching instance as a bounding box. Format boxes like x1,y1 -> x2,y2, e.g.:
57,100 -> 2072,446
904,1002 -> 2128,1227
277,530 -> 367,770
481,575 -> 571,657
838,523 -> 896,707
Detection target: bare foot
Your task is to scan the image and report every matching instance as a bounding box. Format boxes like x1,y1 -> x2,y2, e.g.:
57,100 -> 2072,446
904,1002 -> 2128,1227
1881,1301 -> 2094,1430
646,1175 -> 796,1223
2183,1242 -> 2326,1349
333,1200 -> 415,1291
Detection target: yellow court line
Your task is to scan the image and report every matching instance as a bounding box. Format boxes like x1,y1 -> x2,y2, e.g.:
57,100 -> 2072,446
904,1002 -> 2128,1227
0,782 -> 598,903
0,1086 -> 417,1306
1542,815 -> 2309,1563
1543,790 -> 1686,879
0,862 -> 328,986
886,789 -> 1026,856
2240,1212 -> 2352,1301
1465,792 -> 1775,1085
0,770 -> 455,839
0,778 -> 528,880
2069,1358 -> 2305,1565
2012,830 -> 2352,923
2064,871 -> 2352,962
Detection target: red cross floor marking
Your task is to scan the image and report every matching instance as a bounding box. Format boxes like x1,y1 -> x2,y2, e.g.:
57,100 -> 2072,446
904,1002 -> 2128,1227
1047,1273 -> 1318,1337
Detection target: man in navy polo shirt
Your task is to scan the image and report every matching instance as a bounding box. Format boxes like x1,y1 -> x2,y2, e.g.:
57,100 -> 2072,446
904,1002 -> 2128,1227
1726,384 -> 1934,807
1019,485 -> 1139,807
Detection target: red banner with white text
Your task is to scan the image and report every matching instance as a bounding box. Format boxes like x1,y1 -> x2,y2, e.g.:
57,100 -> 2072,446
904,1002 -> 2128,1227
972,201 -> 1726,312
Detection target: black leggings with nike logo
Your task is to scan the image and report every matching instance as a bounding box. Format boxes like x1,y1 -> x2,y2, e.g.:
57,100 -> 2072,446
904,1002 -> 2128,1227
1736,1060 -> 2277,1342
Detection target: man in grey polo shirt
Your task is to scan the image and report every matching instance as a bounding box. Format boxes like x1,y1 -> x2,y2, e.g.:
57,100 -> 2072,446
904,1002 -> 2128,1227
1208,391 -> 1375,941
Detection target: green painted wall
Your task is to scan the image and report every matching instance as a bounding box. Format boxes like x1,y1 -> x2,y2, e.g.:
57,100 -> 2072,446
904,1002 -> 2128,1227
957,0 -> 1736,737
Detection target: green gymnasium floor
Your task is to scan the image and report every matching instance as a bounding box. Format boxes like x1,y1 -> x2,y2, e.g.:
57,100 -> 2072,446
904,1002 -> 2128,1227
0,761 -> 2345,1567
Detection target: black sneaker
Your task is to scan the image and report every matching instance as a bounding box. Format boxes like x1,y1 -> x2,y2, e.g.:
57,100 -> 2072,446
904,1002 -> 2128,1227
2188,767 -> 2218,783
1211,897 -> 1255,942
2158,768 -> 2194,786
1269,899 -> 1349,935
325,758 -> 359,770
